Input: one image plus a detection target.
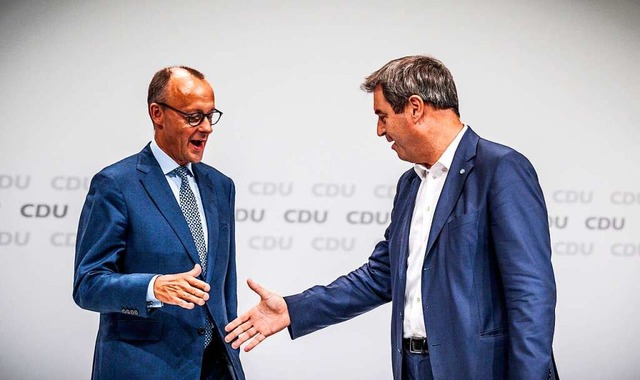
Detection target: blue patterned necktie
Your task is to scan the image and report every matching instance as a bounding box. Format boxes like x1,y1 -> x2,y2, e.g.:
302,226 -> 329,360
174,166 -> 213,347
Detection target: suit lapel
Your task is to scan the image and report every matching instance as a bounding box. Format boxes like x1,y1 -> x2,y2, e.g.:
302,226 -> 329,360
425,128 -> 478,256
193,164 -> 220,283
400,175 -> 421,253
394,173 -> 422,291
137,145 -> 203,272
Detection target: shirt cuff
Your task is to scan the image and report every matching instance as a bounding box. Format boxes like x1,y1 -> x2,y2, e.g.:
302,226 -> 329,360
146,275 -> 163,308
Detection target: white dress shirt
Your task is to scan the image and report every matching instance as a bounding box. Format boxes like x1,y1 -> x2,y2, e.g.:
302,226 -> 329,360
403,125 -> 468,338
145,140 -> 209,306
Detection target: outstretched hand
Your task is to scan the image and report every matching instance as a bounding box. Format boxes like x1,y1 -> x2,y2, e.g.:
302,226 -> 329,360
225,279 -> 290,352
153,264 -> 210,309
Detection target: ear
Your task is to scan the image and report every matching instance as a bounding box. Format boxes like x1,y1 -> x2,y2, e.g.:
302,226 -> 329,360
406,95 -> 424,122
149,103 -> 164,128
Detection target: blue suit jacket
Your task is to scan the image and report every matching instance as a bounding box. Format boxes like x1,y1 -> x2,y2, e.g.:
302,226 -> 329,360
285,128 -> 557,379
73,144 -> 245,380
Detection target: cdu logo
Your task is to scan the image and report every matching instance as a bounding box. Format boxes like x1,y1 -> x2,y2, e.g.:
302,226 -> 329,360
236,208 -> 265,223
248,182 -> 293,196
373,185 -> 396,199
552,190 -> 593,204
0,175 -> 31,190
346,211 -> 389,225
311,237 -> 356,252
585,217 -> 625,231
50,232 -> 76,247
311,183 -> 356,198
248,236 -> 293,250
611,243 -> 640,257
548,216 -> 569,229
284,210 -> 328,224
21,204 -> 69,218
51,176 -> 90,191
553,241 -> 594,256
610,192 -> 640,205
0,231 -> 30,246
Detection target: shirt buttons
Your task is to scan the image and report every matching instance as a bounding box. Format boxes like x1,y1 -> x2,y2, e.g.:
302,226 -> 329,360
416,297 -> 421,303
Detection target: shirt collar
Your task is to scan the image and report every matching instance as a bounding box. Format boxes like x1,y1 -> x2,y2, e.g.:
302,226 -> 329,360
150,139 -> 193,176
413,124 -> 468,180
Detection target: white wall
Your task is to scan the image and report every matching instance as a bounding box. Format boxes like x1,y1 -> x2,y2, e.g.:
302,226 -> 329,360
1,1 -> 639,378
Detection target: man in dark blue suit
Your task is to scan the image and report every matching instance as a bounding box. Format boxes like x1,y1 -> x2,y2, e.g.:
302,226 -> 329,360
74,66 -> 244,379
225,56 -> 557,379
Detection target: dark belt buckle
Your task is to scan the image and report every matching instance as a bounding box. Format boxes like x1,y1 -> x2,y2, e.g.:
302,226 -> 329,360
409,337 -> 428,354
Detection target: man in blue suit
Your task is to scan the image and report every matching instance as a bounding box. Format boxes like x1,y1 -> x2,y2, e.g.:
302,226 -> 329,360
225,56 -> 557,379
74,66 -> 244,380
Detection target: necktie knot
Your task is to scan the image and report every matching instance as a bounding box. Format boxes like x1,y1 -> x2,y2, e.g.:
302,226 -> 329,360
174,166 -> 191,182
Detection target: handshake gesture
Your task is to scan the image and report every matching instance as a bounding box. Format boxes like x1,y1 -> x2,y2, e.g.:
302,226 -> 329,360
224,279 -> 291,351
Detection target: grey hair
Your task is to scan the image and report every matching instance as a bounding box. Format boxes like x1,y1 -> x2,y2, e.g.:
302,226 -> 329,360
147,65 -> 205,106
361,55 -> 459,116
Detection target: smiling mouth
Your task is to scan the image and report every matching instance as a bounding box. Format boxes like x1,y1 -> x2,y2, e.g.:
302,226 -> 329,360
190,139 -> 206,149
386,136 -> 395,148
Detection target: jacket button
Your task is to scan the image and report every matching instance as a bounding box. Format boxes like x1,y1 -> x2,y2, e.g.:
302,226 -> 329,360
197,327 -> 206,335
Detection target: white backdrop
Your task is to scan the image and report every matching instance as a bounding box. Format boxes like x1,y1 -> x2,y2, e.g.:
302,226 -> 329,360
1,1 -> 639,378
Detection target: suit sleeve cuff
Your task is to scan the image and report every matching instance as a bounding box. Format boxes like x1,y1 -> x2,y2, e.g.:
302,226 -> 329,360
284,294 -> 305,339
146,275 -> 163,308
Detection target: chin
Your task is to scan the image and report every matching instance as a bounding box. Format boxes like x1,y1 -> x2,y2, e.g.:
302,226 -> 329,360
187,152 -> 204,163
394,151 -> 409,162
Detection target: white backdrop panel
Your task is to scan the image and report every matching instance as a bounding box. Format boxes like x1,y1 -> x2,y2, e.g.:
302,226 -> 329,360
1,1 -> 639,379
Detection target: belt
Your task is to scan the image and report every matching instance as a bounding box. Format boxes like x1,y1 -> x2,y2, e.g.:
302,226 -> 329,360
403,337 -> 429,354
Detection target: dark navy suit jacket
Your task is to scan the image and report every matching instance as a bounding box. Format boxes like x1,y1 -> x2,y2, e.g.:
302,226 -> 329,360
285,128 -> 557,379
73,144 -> 245,380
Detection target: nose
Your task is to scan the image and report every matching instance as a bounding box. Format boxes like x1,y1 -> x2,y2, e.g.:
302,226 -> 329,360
197,119 -> 213,134
376,121 -> 385,137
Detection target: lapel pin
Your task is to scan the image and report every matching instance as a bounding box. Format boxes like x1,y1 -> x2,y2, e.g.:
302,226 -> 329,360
459,169 -> 465,174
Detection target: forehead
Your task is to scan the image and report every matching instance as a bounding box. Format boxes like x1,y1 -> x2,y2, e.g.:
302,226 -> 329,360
166,71 -> 214,107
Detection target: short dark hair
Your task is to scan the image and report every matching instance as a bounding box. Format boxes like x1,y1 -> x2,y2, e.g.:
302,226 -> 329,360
147,66 -> 205,106
361,55 -> 459,116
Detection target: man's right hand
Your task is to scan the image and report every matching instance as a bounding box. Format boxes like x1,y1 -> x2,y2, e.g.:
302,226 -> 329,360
153,264 -> 210,309
224,279 -> 291,352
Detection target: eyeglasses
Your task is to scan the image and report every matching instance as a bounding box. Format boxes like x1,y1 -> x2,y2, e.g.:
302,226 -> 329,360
156,102 -> 223,127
